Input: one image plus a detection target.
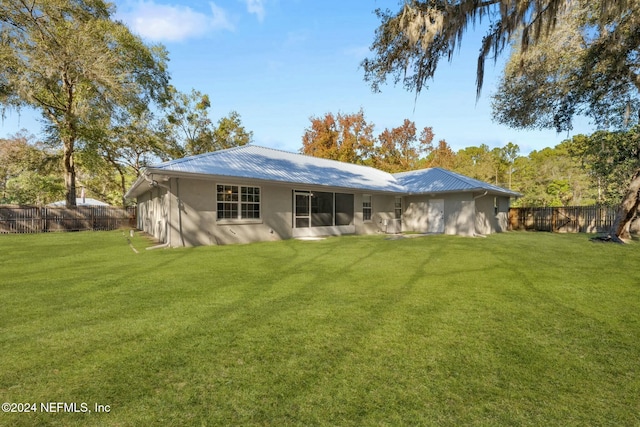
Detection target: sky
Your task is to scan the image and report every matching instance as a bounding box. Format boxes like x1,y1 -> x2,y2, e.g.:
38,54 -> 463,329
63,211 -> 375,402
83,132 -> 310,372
1,0 -> 595,156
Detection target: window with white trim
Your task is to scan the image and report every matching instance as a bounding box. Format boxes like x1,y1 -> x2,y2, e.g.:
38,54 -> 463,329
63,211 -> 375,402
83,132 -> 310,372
363,194 -> 372,221
217,184 -> 260,220
394,196 -> 402,220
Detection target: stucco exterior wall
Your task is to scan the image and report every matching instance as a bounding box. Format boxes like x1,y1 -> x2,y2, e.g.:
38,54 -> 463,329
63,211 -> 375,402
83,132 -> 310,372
136,186 -> 169,243
136,176 -> 402,247
445,195 -> 475,236
496,197 -> 510,231
403,193 -> 476,236
356,193 -> 396,235
475,194 -> 511,235
135,177 -> 512,247
163,177 -> 295,246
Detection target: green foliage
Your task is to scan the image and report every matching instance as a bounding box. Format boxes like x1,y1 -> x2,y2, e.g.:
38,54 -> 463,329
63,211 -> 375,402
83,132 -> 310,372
363,1 -> 636,100
0,0 -> 169,206
0,132 -> 64,204
2,232 -> 640,425
160,88 -> 253,158
493,2 -> 640,132
452,143 -> 518,189
4,172 -> 65,205
510,142 -> 595,207
212,110 -> 253,151
569,126 -> 640,205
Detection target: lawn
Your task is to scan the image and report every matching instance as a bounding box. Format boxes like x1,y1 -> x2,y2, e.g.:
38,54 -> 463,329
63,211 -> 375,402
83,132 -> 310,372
1,231 -> 639,426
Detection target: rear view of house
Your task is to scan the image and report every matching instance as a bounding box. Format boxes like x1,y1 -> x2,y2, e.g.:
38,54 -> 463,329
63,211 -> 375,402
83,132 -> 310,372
125,145 -> 519,247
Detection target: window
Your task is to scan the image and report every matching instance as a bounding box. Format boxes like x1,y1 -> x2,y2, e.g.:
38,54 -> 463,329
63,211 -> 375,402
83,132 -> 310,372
394,196 -> 402,220
217,184 -> 260,220
241,186 -> 261,219
363,194 -> 372,221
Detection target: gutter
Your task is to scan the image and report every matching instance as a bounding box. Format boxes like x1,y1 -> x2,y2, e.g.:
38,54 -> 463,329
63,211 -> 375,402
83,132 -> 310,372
474,191 -> 488,200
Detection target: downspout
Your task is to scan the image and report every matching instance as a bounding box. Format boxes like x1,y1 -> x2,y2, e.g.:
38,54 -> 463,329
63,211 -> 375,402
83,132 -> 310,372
474,191 -> 488,200
176,178 -> 185,247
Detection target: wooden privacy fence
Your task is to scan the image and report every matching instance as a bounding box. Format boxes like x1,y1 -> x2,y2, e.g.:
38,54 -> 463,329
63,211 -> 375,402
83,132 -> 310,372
0,205 -> 136,234
509,206 -> 624,233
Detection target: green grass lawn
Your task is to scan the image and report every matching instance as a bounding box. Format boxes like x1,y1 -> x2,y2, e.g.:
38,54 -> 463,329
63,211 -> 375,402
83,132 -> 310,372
1,231 -> 639,426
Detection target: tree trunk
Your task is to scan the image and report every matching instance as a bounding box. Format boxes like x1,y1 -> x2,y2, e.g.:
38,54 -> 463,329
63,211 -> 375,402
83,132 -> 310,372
117,165 -> 127,208
63,138 -> 77,208
610,168 -> 640,242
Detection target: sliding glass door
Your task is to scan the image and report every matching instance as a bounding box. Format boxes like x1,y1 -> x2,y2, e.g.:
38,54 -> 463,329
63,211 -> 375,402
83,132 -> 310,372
294,191 -> 354,228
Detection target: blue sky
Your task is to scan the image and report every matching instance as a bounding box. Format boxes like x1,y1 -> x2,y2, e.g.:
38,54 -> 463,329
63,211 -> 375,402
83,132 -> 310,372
1,0 -> 594,155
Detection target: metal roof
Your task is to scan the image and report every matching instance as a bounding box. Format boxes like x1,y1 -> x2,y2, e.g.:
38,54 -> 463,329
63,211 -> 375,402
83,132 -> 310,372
47,198 -> 110,207
393,167 -> 521,197
126,145 -> 520,198
126,145 -> 405,197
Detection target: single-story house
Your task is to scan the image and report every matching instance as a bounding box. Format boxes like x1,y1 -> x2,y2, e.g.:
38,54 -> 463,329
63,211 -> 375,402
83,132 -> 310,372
124,145 -> 520,247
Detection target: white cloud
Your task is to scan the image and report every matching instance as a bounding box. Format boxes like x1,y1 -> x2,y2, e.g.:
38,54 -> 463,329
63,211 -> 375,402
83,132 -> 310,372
116,1 -> 234,42
244,0 -> 266,22
208,3 -> 235,31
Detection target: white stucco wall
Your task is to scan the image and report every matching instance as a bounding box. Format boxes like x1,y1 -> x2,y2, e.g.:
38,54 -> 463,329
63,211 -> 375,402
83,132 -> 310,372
136,176 -> 402,247
403,193 -> 476,236
136,186 -> 169,243
135,177 -> 513,246
475,194 -> 511,234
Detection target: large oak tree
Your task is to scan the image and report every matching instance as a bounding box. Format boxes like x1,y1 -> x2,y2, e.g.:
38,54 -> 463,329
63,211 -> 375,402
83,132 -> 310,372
0,0 -> 169,207
363,0 -> 640,241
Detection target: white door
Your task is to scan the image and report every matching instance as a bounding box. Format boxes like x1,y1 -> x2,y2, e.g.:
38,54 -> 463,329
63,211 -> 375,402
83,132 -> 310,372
427,199 -> 445,233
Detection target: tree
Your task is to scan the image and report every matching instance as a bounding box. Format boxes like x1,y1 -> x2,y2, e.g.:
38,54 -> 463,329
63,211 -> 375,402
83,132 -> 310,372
78,108 -> 165,206
159,88 -> 214,159
301,110 -> 375,164
510,143 -> 594,207
454,144 -> 495,183
424,139 -> 456,169
159,89 -> 252,159
492,3 -> 640,132
0,131 -> 64,204
375,120 -> 433,172
363,0 -> 640,241
0,0 -> 169,207
502,142 -> 519,190
570,127 -> 640,238
212,111 -> 253,151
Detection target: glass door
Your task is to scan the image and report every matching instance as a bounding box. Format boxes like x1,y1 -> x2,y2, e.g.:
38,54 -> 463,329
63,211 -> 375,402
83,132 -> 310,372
294,191 -> 310,228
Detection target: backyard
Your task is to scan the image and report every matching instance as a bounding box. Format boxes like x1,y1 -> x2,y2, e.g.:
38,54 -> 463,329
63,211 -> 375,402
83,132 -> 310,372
1,231 -> 639,426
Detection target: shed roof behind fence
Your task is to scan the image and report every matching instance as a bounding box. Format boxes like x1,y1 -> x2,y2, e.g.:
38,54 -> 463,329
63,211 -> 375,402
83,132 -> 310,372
47,198 -> 110,207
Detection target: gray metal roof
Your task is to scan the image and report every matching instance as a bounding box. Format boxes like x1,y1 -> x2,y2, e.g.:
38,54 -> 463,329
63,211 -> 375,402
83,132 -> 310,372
126,145 -> 520,198
393,167 -> 521,197
129,145 -> 405,195
47,198 -> 110,207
